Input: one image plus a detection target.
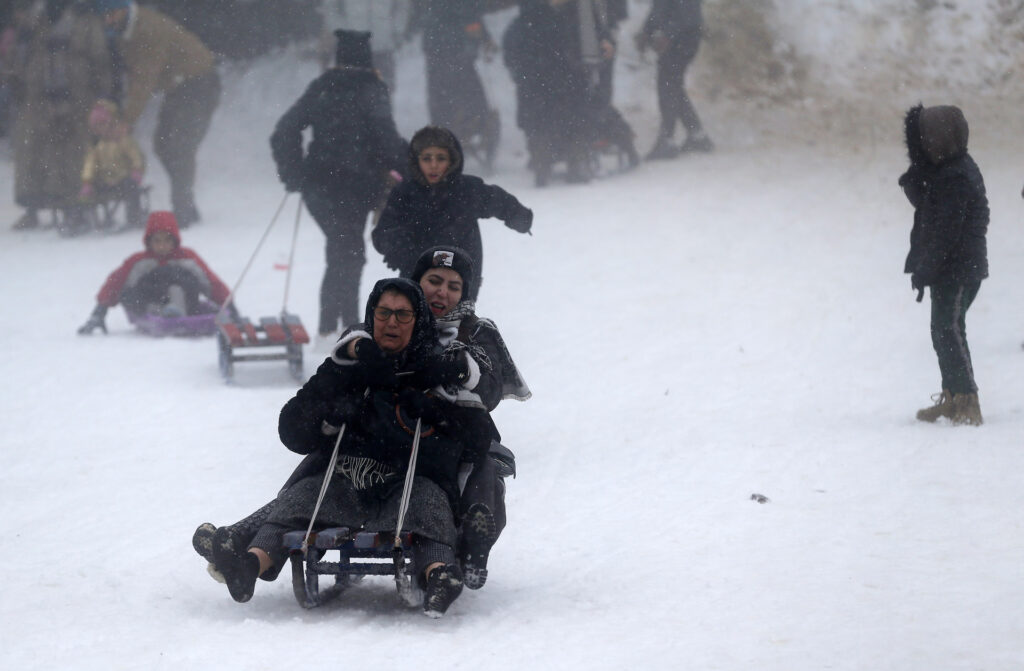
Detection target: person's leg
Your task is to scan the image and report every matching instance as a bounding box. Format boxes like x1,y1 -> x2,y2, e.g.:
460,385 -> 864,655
302,189 -> 368,334
153,71 -> 220,226
457,456 -> 504,589
930,281 -> 979,396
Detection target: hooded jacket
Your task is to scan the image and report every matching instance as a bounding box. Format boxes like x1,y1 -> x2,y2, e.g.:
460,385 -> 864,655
900,104 -> 989,286
372,127 -> 532,282
95,211 -> 230,308
269,66 -> 406,204
277,278 -> 474,503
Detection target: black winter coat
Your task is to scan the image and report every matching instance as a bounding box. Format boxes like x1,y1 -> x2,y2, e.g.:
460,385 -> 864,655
269,67 -> 406,206
642,0 -> 703,48
901,105 -> 989,286
372,138 -> 532,286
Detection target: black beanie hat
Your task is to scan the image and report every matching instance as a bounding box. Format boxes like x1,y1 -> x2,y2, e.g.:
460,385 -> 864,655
335,29 -> 373,68
410,246 -> 475,301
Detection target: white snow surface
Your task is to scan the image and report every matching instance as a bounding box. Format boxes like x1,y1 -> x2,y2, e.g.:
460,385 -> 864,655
3,4 -> 1024,670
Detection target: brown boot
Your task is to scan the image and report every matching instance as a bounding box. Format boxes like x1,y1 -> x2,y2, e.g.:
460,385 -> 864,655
916,389 -> 953,422
950,392 -> 983,426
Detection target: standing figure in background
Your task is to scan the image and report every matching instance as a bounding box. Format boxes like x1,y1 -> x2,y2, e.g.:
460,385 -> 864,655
900,104 -> 988,426
95,0 -> 219,228
316,0 -> 409,96
411,0 -> 499,171
271,30 -> 407,341
79,98 -> 145,228
10,0 -> 111,234
504,0 -> 636,186
636,0 -> 712,160
594,0 -> 627,108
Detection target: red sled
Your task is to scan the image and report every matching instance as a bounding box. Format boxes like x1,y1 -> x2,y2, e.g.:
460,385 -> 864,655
216,311 -> 309,383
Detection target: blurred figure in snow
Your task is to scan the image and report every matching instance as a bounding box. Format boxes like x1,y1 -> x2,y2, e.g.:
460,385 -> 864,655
636,0 -> 713,160
316,0 -> 410,97
79,98 -> 146,229
77,210 -> 233,335
9,0 -> 112,234
409,0 -> 500,171
95,0 -> 219,228
900,104 -> 988,426
270,29 -> 407,340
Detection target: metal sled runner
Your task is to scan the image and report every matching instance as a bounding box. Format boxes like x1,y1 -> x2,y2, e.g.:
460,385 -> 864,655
283,527 -> 418,609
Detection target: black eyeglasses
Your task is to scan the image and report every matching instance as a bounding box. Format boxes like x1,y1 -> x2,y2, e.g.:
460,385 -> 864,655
373,307 -> 415,324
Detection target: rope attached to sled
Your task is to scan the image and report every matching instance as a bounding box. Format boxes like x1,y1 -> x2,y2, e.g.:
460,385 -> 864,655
217,192 -> 291,321
394,418 -> 422,550
281,196 -> 303,314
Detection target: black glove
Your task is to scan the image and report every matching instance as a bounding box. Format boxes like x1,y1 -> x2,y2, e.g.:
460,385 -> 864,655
77,305 -> 108,335
281,173 -> 304,193
412,353 -> 469,389
353,339 -> 398,388
505,208 -> 533,234
320,396 -> 359,428
911,275 -> 925,302
398,389 -> 447,426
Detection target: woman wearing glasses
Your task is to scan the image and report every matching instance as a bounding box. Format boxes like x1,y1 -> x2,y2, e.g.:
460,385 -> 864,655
211,277 -> 477,617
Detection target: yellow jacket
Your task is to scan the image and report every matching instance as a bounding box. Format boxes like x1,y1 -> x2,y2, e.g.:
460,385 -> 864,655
119,5 -> 216,125
82,136 -> 146,187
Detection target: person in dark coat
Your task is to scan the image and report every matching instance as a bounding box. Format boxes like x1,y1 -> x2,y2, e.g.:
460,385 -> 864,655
372,125 -> 533,299
270,29 -> 407,337
210,278 -> 478,617
636,0 -> 713,159
410,0 -> 499,170
503,0 -> 637,186
900,104 -> 988,426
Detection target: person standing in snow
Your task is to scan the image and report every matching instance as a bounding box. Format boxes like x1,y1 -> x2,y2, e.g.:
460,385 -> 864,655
76,210 -> 232,334
95,0 -> 219,228
270,29 -> 407,340
900,104 -> 988,426
372,125 -> 533,300
410,0 -> 500,170
9,0 -> 112,234
636,0 -> 713,160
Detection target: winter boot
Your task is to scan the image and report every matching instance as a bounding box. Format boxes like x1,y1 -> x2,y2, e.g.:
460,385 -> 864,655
680,131 -> 714,153
192,522 -> 217,563
916,389 -> 953,423
423,564 -> 463,619
212,527 -> 261,602
950,392 -> 983,426
645,136 -> 680,160
12,209 -> 39,230
460,503 -> 497,590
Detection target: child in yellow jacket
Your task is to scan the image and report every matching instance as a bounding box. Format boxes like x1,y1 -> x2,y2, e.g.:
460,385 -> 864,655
80,99 -> 146,228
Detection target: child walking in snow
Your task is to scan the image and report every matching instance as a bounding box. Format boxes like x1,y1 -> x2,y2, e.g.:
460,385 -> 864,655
77,210 -> 232,334
79,99 -> 146,229
900,104 -> 988,425
372,125 -> 533,300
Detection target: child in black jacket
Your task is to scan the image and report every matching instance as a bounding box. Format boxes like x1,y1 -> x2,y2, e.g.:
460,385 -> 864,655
900,104 -> 988,426
372,126 -> 532,300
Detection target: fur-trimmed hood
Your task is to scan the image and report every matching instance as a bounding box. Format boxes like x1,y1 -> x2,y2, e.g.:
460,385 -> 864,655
408,125 -> 464,186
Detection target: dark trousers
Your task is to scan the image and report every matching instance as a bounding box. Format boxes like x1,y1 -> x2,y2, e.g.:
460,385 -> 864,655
656,41 -> 703,140
929,280 -> 981,395
121,264 -> 203,316
458,455 -> 507,550
154,70 -> 220,221
303,187 -> 371,334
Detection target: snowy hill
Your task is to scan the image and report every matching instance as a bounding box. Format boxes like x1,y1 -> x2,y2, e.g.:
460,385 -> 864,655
2,2 -> 1024,670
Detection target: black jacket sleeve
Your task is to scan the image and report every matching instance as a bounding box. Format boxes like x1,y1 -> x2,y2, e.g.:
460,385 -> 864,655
278,358 -> 364,455
269,81 -> 317,188
464,176 -> 531,225
372,185 -> 420,273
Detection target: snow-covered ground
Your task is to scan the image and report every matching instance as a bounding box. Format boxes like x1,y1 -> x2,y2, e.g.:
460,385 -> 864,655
3,4 -> 1024,670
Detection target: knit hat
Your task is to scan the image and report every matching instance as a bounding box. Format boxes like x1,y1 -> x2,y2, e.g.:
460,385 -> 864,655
410,246 -> 475,300
94,0 -> 129,14
409,126 -> 464,184
335,29 -> 373,68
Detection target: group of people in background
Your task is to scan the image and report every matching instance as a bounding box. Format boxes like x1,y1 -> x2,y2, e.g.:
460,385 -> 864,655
1,0 -> 712,234
2,0 -> 219,235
